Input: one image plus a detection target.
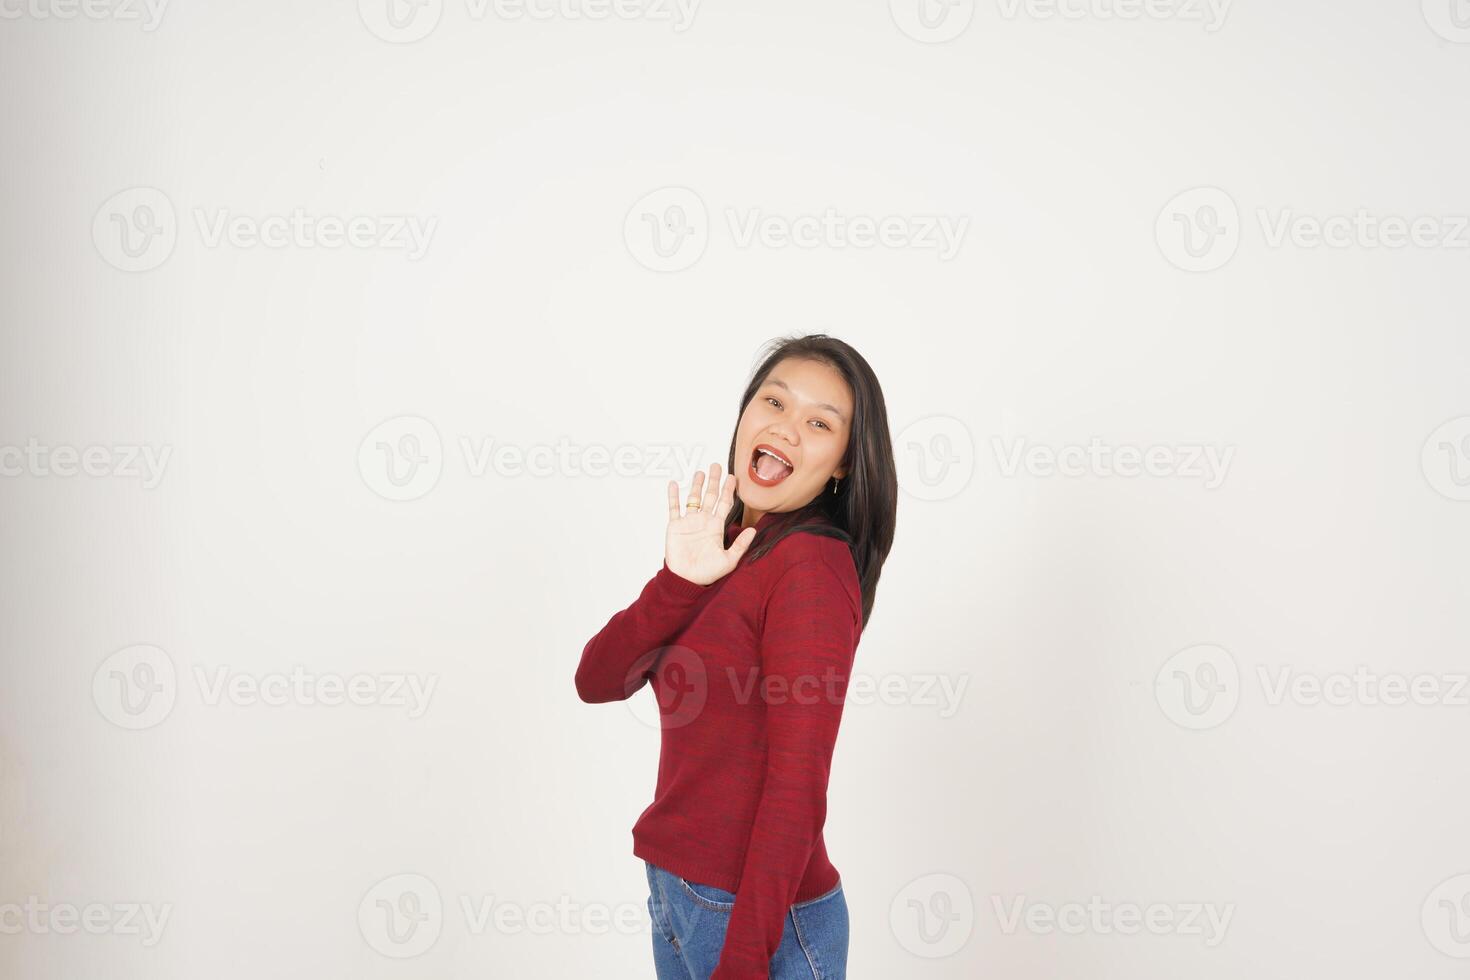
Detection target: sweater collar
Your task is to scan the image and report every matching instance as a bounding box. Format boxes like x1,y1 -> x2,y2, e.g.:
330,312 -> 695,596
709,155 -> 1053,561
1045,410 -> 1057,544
724,508 -> 828,542
725,509 -> 775,542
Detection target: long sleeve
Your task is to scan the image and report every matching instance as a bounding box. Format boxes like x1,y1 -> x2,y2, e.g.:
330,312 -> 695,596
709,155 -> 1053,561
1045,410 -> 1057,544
710,556 -> 860,979
574,561 -> 711,703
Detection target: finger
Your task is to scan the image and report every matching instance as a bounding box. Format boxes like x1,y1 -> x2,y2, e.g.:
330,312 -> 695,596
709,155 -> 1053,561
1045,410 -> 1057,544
712,470 -> 735,523
686,469 -> 706,509
667,480 -> 681,522
701,462 -> 722,513
725,525 -> 757,561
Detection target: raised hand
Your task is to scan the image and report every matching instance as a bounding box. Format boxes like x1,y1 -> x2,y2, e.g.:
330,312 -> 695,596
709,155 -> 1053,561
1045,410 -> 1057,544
665,463 -> 758,586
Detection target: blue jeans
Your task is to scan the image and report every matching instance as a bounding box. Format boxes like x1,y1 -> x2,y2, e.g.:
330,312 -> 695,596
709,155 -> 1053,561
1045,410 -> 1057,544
644,860 -> 849,979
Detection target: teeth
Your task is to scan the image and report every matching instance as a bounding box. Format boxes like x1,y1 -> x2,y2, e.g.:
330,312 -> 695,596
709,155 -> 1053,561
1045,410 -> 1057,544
757,448 -> 791,467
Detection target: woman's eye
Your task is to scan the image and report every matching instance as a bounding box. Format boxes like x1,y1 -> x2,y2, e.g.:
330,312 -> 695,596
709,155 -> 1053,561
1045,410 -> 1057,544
762,395 -> 828,429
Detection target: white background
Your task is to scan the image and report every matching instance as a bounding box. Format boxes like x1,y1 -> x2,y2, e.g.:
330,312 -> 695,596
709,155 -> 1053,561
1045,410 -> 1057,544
2,1 -> 1469,977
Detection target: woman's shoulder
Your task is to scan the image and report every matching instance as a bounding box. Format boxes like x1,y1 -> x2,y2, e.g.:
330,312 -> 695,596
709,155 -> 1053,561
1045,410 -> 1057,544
765,524 -> 853,569
760,523 -> 861,614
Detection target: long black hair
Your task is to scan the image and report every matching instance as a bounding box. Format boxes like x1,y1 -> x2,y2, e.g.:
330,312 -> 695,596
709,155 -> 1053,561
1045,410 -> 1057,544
725,334 -> 897,629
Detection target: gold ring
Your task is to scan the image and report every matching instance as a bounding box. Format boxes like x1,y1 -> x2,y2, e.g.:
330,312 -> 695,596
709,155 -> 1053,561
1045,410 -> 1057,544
687,500 -> 701,511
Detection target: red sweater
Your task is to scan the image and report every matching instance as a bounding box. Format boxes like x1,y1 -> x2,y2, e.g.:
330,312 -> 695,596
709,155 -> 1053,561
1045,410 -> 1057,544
575,511 -> 863,978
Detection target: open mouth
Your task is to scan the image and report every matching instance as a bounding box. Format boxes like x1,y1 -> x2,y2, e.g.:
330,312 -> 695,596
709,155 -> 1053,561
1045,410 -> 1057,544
749,443 -> 795,487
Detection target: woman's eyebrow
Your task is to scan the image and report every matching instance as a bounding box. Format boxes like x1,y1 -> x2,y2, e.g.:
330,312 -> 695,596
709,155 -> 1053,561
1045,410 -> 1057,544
766,377 -> 847,423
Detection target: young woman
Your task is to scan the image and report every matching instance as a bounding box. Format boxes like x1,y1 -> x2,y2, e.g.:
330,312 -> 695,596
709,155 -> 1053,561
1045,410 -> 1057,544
575,334 -> 897,979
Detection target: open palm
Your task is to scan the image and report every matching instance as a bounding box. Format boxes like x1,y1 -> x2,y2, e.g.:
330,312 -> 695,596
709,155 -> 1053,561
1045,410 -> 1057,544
665,463 -> 757,586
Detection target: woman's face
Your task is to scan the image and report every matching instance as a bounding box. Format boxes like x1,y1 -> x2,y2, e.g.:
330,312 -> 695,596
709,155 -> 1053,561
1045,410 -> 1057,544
733,357 -> 853,521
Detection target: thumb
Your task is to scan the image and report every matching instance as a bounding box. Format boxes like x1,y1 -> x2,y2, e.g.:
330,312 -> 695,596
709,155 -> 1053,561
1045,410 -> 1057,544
726,526 -> 757,560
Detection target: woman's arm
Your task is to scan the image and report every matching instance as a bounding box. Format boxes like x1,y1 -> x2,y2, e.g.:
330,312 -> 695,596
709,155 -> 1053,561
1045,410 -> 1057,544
711,553 -> 861,979
576,464 -> 755,704
573,561 -> 711,703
